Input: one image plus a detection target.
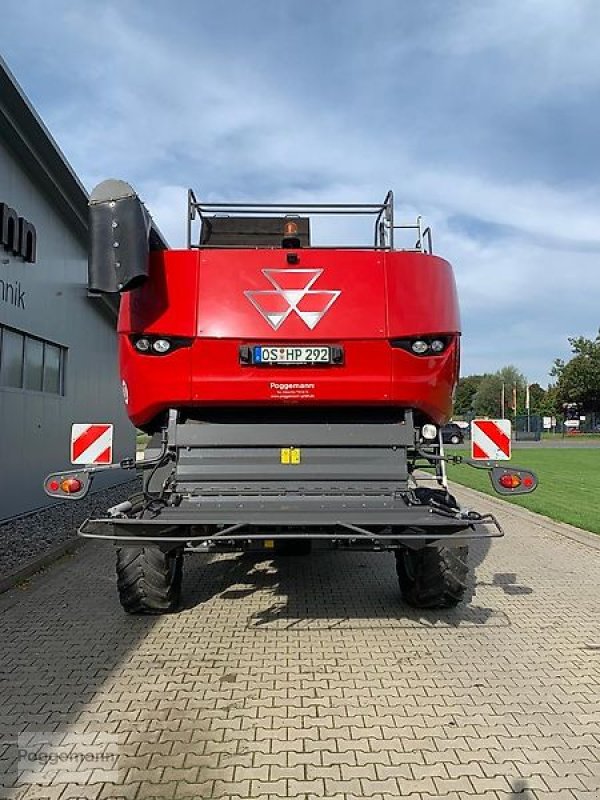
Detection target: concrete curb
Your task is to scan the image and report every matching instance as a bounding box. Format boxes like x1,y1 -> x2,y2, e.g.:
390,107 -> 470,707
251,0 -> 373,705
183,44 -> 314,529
450,481 -> 600,552
0,536 -> 87,594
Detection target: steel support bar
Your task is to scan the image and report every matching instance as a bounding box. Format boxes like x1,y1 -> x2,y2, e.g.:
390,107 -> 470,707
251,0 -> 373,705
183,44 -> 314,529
78,511 -> 503,542
78,525 -> 502,544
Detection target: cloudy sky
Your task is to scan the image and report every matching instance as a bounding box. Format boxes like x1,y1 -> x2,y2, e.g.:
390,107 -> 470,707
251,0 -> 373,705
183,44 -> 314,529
2,0 -> 599,384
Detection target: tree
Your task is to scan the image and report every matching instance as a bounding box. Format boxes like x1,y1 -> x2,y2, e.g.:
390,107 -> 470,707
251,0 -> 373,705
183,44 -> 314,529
453,375 -> 484,415
471,373 -> 501,417
525,383 -> 559,416
527,383 -> 546,414
551,331 -> 600,412
541,385 -> 560,416
471,365 -> 527,418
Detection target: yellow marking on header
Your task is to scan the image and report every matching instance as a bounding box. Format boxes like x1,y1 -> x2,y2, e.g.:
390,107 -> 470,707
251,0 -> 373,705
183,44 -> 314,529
280,447 -> 301,465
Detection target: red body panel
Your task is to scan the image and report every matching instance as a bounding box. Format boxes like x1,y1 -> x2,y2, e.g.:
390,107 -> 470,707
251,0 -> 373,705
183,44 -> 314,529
118,249 -> 461,428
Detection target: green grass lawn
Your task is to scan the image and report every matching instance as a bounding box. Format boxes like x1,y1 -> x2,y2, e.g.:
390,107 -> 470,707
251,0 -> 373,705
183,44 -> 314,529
542,432 -> 600,440
136,431 -> 151,452
446,449 -> 600,534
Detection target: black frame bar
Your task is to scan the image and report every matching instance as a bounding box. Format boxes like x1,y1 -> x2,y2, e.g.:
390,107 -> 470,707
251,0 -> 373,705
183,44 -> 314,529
187,188 -> 434,253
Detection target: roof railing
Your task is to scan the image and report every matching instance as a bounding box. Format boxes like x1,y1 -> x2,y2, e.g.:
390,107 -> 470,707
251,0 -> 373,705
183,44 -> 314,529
187,189 -> 433,253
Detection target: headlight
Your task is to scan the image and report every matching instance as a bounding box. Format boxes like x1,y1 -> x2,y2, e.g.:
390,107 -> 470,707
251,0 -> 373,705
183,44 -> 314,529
135,338 -> 150,352
130,335 -> 193,355
411,340 -> 429,355
153,339 -> 171,354
390,336 -> 451,356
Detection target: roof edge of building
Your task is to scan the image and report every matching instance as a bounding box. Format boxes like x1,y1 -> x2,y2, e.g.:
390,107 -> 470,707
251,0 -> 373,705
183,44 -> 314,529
0,57 -> 122,321
0,55 -> 88,244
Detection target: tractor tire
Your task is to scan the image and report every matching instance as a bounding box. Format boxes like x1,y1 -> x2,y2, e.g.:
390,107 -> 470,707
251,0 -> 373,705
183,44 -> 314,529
116,546 -> 183,614
395,545 -> 469,609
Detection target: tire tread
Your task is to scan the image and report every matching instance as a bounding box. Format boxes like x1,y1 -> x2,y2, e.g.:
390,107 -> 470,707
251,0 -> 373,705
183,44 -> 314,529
116,546 -> 183,614
395,545 -> 469,608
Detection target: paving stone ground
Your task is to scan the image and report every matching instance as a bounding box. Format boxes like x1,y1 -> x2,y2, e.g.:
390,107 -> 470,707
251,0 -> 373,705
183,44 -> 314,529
0,484 -> 598,800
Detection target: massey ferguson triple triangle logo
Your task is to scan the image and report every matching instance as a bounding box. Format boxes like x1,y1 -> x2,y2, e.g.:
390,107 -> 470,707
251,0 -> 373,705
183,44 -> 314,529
244,269 -> 341,331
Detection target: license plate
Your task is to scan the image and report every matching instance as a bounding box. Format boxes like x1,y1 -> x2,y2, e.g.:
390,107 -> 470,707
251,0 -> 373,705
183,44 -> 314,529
253,345 -> 331,365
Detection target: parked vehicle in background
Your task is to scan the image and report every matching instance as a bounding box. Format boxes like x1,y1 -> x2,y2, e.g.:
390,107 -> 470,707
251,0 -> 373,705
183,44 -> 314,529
442,423 -> 464,445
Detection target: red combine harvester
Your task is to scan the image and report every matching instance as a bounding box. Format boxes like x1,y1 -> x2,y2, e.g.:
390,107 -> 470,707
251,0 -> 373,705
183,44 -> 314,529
45,181 -> 537,614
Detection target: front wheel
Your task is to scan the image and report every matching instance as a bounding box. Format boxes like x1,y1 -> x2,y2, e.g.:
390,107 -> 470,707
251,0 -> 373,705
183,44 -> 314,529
395,545 -> 469,608
116,546 -> 183,614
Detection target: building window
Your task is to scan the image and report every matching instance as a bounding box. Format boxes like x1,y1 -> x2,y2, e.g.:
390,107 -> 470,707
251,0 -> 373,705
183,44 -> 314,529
23,336 -> 44,391
0,325 -> 65,394
43,343 -> 62,394
0,328 -> 23,387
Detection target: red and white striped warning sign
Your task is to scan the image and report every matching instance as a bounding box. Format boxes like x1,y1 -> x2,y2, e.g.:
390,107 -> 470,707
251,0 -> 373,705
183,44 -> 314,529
71,424 -> 113,465
471,419 -> 511,461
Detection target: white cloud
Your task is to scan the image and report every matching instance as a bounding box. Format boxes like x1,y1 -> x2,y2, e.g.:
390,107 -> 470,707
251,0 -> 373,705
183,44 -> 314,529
425,0 -> 600,94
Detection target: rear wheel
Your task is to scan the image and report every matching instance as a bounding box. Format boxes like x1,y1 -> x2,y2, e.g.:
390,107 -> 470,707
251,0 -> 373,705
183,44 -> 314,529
116,546 -> 183,614
395,545 -> 469,608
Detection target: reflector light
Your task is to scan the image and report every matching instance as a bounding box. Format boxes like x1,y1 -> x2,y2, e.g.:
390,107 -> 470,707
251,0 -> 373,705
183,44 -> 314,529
499,474 -> 521,489
48,480 -> 60,492
430,339 -> 445,353
153,339 -> 171,353
135,338 -> 150,352
60,477 -> 82,494
523,476 -> 534,488
411,340 -> 429,354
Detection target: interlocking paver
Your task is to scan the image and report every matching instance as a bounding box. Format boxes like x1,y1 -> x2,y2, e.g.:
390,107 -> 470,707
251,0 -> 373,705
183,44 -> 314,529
97,782 -> 141,800
57,786 -> 102,800
0,485 -> 598,800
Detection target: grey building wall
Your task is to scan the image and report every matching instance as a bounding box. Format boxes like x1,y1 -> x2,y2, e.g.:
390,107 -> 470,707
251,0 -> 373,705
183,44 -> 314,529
0,70 -> 134,521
